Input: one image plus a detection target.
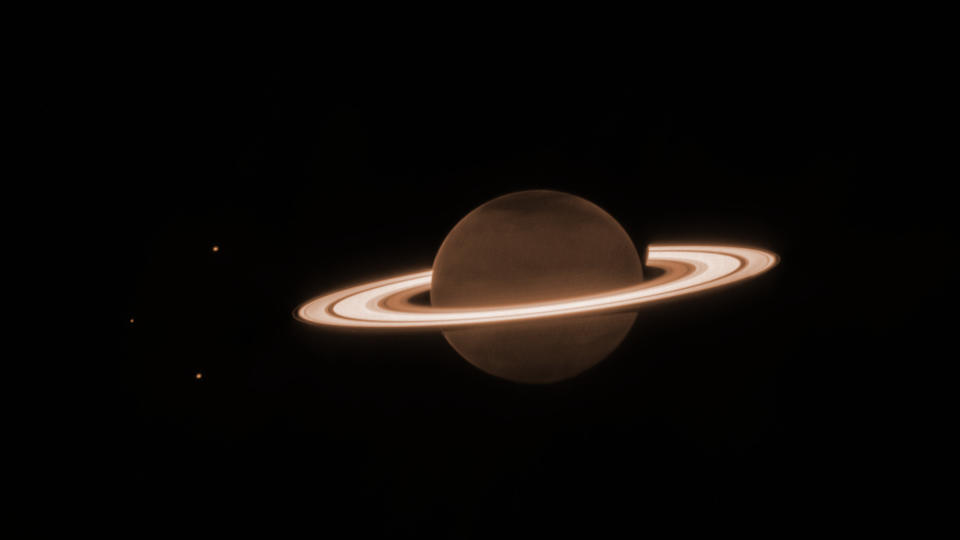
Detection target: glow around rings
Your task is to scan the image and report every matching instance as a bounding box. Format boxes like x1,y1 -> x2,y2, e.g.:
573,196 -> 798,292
296,245 -> 778,330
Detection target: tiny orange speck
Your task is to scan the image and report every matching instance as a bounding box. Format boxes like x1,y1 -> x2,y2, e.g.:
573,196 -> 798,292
212,245 -> 219,252
129,318 -> 135,324
195,373 -> 203,380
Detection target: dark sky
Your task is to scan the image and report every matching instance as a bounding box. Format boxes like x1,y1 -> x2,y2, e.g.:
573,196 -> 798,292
95,41 -> 942,535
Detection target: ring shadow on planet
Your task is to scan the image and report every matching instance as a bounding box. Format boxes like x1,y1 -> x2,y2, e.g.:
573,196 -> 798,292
407,268 -> 663,308
430,190 -> 649,384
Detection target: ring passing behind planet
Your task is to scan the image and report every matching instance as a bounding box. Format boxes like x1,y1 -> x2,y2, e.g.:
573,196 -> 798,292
296,191 -> 778,384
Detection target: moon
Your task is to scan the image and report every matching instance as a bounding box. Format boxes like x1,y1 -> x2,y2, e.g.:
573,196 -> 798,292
430,190 -> 645,384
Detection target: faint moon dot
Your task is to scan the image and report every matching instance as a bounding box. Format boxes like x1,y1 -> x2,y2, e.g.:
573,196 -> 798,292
129,318 -> 135,324
431,190 -> 644,384
195,373 -> 203,380
211,245 -> 220,252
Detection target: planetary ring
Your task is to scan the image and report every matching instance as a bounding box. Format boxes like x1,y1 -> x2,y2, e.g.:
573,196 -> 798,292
296,244 -> 778,330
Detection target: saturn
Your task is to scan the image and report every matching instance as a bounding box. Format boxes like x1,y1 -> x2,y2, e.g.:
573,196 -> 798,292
296,190 -> 778,384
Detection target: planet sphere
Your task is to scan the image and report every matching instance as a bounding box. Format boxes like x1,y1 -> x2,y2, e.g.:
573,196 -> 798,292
430,190 -> 645,384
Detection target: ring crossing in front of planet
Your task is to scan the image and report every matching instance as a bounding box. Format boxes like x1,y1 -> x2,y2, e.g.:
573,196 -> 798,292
296,190 -> 778,384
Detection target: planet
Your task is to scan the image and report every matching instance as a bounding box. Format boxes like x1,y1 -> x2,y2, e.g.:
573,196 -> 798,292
296,190 -> 778,384
431,190 -> 645,383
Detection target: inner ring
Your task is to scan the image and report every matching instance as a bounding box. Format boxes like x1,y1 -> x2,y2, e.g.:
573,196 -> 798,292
296,245 -> 777,330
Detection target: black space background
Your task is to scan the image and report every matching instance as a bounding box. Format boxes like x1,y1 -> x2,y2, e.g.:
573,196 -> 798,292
85,42 -> 945,535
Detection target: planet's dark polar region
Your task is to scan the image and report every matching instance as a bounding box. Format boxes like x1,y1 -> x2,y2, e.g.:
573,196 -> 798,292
430,190 -> 646,384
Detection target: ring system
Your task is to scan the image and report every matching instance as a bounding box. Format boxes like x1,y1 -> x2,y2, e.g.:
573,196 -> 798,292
296,244 -> 778,330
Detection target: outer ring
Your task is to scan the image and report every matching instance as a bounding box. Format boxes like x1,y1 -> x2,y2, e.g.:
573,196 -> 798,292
295,244 -> 778,330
